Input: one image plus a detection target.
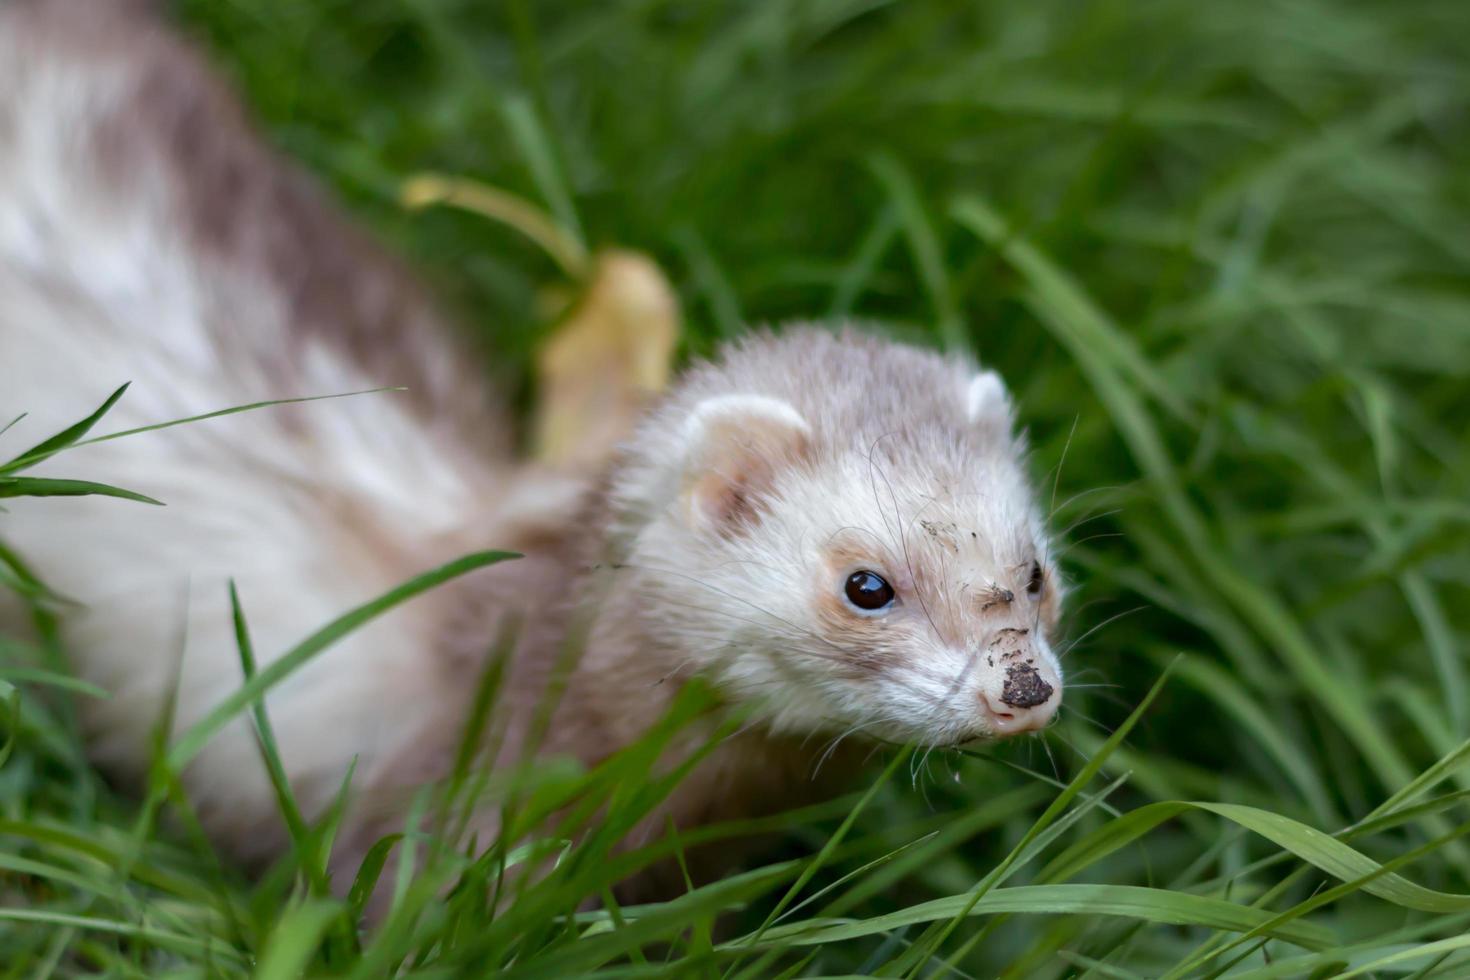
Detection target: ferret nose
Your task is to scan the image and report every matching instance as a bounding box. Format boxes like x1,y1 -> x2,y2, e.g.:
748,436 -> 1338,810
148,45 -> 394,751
979,662 -> 1059,735
980,691 -> 1058,735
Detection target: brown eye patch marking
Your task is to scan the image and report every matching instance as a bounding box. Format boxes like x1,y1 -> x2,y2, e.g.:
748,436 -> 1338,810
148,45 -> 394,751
821,534 -> 966,649
816,541 -> 912,675
824,538 -> 892,573
813,585 -> 896,676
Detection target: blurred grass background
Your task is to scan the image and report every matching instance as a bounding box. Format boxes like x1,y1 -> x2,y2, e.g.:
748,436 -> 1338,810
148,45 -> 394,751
3,0 -> 1469,974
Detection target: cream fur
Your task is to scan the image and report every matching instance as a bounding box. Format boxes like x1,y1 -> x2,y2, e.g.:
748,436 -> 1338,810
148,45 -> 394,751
0,1 -> 514,860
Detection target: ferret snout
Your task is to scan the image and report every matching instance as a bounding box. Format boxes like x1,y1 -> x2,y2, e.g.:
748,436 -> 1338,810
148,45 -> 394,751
976,631 -> 1061,735
979,665 -> 1059,734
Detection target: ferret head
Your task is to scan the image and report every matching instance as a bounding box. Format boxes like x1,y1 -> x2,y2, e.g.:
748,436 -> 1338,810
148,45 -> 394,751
607,327 -> 1063,747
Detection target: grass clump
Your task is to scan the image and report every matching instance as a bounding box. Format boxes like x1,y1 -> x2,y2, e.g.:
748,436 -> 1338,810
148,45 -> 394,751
2,0 -> 1470,975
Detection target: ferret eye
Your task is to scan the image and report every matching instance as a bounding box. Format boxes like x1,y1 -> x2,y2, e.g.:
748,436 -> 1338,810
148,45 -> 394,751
1026,562 -> 1044,598
844,571 -> 895,612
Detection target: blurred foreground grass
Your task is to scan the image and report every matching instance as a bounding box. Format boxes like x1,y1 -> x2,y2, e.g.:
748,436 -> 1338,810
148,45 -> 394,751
2,0 -> 1469,975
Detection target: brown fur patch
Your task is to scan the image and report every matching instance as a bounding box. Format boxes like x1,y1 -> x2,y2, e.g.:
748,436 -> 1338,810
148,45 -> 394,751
44,0 -> 509,453
685,410 -> 810,534
813,586 -> 891,675
813,538 -> 904,674
822,538 -> 893,577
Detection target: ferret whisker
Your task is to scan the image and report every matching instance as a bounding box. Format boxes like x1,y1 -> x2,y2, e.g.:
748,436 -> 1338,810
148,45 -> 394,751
825,524 -> 891,552
1054,531 -> 1126,560
812,725 -> 865,779
939,748 -> 958,784
623,567 -> 823,637
1034,533 -> 1052,640
919,741 -> 941,787
941,642 -> 985,701
1057,605 -> 1147,660
1080,690 -> 1132,711
1062,681 -> 1129,709
631,590 -> 841,662
927,740 -> 948,785
624,564 -> 954,705
621,562 -> 848,653
1050,482 -> 1132,522
905,499 -> 964,643
631,589 -> 963,716
1048,414 -> 1081,525
809,719 -> 862,755
908,496 -> 942,526
629,590 -> 833,655
896,502 -> 946,649
1048,727 -> 1097,768
930,507 -> 965,662
863,429 -> 906,556
914,744 -> 939,806
1060,703 -> 1115,736
864,743 -> 890,766
865,444 -> 944,648
1057,595 -> 1116,624
700,556 -> 804,577
1039,731 -> 1061,781
1057,508 -> 1124,541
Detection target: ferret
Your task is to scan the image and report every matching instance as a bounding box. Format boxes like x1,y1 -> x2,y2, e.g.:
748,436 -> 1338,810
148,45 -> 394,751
0,0 -> 1064,893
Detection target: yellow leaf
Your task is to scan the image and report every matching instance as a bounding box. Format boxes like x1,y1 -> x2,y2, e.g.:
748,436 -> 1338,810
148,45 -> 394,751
534,250 -> 680,467
400,172 -> 679,467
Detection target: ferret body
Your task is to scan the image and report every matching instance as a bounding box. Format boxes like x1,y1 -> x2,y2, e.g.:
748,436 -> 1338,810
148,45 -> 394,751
0,0 -> 1064,887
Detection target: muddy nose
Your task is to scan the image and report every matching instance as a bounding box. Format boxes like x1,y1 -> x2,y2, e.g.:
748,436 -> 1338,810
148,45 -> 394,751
981,689 -> 1058,734
980,662 -> 1059,734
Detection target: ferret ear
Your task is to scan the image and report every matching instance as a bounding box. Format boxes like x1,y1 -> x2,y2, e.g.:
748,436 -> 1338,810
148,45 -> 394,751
680,394 -> 811,534
965,369 -> 1015,436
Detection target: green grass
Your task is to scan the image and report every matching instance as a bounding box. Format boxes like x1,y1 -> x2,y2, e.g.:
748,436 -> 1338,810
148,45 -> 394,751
3,0 -> 1470,974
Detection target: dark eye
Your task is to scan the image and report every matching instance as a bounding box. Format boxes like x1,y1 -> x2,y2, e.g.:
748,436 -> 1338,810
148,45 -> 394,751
1027,562 -> 1044,598
844,570 -> 896,612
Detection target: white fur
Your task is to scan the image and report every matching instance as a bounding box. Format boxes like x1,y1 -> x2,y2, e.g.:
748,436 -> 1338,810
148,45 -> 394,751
965,370 -> 1013,426
680,393 -> 811,449
0,21 -> 499,851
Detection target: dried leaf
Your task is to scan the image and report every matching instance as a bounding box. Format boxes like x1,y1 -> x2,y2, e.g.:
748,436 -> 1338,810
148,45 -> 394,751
533,250 -> 680,467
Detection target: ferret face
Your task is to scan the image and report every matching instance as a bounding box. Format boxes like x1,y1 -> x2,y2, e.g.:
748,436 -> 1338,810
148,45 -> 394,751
616,330 -> 1064,748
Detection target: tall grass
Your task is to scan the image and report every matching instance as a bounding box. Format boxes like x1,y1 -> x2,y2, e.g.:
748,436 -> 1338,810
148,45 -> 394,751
2,0 -> 1469,974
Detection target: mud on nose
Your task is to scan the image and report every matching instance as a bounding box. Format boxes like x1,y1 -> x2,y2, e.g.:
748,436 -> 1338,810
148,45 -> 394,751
980,661 -> 1059,735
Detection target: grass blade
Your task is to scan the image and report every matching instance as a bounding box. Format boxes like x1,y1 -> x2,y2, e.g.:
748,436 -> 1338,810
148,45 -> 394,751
2,383 -> 129,474
166,551 -> 518,772
0,477 -> 162,505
